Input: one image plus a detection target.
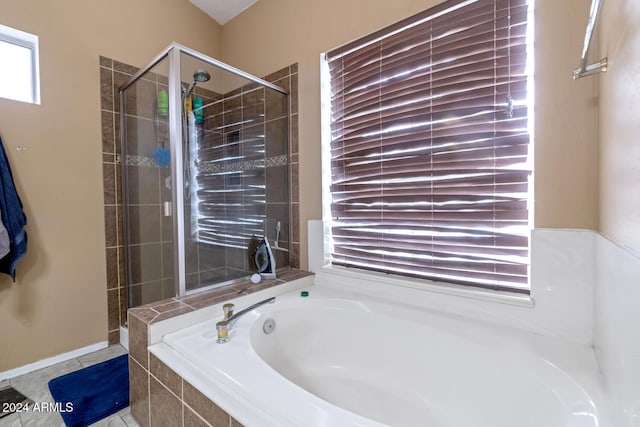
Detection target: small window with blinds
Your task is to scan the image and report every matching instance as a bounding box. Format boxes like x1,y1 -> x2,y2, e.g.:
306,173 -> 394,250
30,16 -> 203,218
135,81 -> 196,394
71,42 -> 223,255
321,0 -> 533,293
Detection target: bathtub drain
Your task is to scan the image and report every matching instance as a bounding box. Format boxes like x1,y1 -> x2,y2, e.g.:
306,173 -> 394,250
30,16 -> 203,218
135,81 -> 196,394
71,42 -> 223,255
263,318 -> 276,334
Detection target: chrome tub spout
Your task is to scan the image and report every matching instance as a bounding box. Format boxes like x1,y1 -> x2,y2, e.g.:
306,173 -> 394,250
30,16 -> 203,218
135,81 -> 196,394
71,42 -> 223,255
216,297 -> 275,343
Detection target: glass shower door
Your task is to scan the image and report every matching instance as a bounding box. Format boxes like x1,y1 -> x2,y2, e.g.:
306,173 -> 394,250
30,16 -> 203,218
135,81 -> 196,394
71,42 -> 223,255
179,51 -> 290,292
120,44 -> 291,308
180,52 -> 255,291
121,56 -> 176,307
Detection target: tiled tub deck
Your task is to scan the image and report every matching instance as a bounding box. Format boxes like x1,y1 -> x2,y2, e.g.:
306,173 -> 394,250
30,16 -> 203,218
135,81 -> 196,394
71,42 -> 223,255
127,268 -> 313,427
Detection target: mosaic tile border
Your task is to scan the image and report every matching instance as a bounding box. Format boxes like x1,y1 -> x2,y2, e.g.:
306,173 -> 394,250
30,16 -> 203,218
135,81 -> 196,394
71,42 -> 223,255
119,154 -> 289,172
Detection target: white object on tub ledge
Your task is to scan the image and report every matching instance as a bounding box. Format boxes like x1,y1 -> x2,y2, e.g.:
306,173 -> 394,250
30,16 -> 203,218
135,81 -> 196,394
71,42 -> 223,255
150,284 -> 613,427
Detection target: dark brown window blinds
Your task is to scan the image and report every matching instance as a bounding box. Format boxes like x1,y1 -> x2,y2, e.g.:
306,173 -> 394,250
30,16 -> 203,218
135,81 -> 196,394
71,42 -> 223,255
324,0 -> 531,293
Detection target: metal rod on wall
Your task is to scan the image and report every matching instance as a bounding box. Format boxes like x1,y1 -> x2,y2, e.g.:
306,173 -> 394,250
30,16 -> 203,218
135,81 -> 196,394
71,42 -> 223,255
573,0 -> 608,79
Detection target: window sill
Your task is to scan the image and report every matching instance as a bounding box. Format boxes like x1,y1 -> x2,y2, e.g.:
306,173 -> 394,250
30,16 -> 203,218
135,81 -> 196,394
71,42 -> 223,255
314,264 -> 535,309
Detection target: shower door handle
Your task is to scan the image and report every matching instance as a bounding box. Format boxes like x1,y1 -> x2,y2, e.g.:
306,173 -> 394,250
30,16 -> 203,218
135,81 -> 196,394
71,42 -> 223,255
164,201 -> 172,217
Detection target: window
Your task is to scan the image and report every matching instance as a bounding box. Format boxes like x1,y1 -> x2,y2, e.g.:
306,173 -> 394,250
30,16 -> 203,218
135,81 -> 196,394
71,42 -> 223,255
321,0 -> 533,293
0,24 -> 40,104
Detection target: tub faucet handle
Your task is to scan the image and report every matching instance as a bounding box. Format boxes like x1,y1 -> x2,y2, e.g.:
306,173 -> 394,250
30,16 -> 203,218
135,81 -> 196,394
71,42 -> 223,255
216,320 -> 230,344
223,303 -> 234,319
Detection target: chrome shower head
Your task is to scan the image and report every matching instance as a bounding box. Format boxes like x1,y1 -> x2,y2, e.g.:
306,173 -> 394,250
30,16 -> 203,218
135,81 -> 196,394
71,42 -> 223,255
193,69 -> 211,83
183,69 -> 211,99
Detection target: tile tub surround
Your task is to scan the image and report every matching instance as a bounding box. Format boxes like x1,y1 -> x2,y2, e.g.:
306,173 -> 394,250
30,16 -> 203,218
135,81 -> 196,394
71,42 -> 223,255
127,268 -> 313,427
100,55 -> 300,345
594,235 -> 640,427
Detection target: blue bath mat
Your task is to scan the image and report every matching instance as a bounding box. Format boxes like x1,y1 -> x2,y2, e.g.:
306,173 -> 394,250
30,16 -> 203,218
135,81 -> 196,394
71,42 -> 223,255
48,354 -> 129,427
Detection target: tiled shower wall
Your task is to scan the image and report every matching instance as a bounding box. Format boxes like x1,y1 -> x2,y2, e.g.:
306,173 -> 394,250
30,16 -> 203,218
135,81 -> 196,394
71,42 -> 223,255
100,56 -> 128,346
263,65 -> 300,270
189,72 -> 293,286
100,56 -> 299,344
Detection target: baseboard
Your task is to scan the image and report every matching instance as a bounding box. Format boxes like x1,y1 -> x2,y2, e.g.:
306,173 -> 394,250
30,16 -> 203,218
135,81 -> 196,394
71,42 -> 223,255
0,341 -> 108,382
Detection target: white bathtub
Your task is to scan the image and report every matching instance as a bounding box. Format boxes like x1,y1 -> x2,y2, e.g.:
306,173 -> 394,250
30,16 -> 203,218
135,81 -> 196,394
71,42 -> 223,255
150,284 -> 613,427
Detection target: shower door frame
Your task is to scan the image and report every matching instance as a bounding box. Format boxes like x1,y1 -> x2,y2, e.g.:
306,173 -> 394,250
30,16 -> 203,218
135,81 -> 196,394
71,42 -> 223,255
119,42 -> 289,304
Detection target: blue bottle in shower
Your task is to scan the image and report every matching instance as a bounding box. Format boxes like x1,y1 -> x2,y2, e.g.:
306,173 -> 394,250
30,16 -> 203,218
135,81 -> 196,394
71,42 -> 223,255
193,97 -> 204,124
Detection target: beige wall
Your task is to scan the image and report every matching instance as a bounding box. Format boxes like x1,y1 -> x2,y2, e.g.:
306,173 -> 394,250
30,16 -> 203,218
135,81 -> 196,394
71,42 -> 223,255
534,0 -> 599,228
221,0 -> 601,269
599,0 -> 640,251
0,0 -> 220,372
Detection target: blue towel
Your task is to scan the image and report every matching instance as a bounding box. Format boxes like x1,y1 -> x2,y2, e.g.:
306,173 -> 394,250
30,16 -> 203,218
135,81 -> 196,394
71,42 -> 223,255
0,136 -> 27,281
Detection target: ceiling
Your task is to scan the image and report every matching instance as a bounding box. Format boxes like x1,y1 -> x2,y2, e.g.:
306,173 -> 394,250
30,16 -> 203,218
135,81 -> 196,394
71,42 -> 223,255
190,0 -> 259,25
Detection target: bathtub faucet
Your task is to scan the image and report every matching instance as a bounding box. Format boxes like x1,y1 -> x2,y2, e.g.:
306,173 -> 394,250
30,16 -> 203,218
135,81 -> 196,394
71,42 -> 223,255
216,297 -> 276,343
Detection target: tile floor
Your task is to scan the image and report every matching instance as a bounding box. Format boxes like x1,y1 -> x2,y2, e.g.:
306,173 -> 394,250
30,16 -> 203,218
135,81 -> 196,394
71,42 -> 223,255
0,345 -> 140,427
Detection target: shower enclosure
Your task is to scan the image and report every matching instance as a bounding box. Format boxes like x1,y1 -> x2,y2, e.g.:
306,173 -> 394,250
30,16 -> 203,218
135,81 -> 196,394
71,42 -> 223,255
119,43 -> 290,308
